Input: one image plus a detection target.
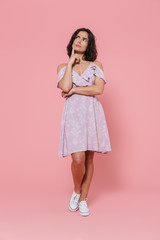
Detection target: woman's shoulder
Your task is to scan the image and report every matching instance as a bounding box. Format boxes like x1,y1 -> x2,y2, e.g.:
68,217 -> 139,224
57,63 -> 67,74
93,60 -> 104,71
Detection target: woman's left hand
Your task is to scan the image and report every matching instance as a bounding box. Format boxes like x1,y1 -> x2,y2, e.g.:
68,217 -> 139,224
61,88 -> 75,98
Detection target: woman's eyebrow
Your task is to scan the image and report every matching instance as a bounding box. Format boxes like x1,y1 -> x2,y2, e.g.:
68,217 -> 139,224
77,35 -> 88,40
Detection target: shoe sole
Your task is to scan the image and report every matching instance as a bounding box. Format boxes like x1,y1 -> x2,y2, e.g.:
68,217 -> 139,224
68,203 -> 79,212
79,211 -> 90,216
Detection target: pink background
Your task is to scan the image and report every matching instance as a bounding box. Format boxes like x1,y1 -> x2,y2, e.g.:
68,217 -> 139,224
0,0 -> 160,239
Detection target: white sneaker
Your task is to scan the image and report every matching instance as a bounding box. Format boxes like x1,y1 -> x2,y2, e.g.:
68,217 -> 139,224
68,190 -> 81,212
79,198 -> 90,216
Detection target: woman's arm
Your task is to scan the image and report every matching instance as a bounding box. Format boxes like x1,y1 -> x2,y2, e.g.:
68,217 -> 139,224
57,62 -> 73,92
61,61 -> 105,98
61,79 -> 105,98
72,84 -> 103,96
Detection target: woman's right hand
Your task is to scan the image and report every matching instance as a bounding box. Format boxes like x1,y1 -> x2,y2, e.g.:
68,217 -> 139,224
68,45 -> 80,66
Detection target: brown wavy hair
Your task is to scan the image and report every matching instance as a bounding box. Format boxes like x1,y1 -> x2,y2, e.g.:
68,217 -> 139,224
67,28 -> 98,61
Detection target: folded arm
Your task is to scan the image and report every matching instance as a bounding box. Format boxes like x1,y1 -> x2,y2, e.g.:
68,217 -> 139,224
59,61 -> 106,98
61,76 -> 105,98
72,82 -> 103,96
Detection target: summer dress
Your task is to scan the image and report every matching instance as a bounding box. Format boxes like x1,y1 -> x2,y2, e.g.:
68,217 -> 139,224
57,62 -> 112,158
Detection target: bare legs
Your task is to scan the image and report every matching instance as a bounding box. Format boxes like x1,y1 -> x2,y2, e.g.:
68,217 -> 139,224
71,151 -> 85,194
80,151 -> 94,201
71,151 -> 94,201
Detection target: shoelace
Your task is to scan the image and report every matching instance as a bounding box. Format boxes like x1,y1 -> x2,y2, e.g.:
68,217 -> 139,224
73,194 -> 81,204
79,198 -> 88,209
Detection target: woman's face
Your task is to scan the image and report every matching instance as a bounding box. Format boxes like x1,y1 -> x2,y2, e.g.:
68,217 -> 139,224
72,31 -> 89,54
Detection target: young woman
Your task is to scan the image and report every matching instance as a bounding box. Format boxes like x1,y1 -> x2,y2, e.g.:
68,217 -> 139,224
57,28 -> 112,217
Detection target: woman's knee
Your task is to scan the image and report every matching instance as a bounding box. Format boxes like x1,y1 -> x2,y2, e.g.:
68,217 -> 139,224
86,158 -> 93,166
86,151 -> 94,164
71,151 -> 85,166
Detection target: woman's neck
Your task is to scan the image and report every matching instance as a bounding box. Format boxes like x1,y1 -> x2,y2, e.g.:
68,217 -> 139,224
74,52 -> 85,62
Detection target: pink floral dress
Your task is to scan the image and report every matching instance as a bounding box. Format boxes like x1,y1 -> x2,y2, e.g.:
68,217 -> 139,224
57,62 -> 112,158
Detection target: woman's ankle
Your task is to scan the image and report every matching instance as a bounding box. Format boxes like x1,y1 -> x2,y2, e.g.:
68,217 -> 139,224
79,196 -> 87,202
74,187 -> 81,194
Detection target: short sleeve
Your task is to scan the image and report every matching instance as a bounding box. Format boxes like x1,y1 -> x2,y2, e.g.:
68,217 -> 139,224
94,65 -> 106,84
57,66 -> 66,88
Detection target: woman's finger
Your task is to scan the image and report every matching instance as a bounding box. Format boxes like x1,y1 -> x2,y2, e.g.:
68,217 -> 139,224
71,45 -> 74,56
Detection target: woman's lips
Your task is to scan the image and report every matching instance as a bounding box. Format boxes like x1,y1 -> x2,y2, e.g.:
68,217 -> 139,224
76,44 -> 81,47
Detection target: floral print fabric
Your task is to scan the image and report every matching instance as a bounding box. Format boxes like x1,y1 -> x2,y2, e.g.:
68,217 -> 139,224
57,62 -> 112,157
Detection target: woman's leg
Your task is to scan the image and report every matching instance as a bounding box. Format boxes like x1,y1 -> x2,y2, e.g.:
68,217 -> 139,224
79,151 -> 94,201
71,151 -> 86,194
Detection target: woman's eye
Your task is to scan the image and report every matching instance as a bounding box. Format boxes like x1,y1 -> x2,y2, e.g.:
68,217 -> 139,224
75,36 -> 87,42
